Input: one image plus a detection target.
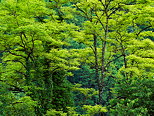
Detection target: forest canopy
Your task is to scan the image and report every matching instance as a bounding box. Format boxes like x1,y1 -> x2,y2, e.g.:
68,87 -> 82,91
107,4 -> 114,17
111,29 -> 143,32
0,0 -> 154,116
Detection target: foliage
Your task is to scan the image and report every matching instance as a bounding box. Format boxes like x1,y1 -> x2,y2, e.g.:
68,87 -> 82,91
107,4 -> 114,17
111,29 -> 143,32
110,78 -> 154,116
0,0 -> 154,116
46,109 -> 67,116
0,81 -> 37,116
0,0 -> 79,115
109,39 -> 154,115
82,105 -> 107,116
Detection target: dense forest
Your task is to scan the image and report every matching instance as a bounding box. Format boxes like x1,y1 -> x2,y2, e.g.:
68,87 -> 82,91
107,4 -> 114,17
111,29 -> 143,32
0,0 -> 154,116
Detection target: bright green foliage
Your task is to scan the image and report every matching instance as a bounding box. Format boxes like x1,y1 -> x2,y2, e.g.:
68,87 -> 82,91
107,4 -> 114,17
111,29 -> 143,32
126,39 -> 154,77
72,83 -> 98,113
109,33 -> 154,116
73,84 -> 98,97
0,0 -> 154,115
0,0 -> 80,115
103,0 -> 154,115
82,105 -> 107,116
46,105 -> 107,116
69,0 -> 154,115
46,107 -> 81,116
46,109 -> 67,116
70,0 -> 154,115
110,33 -> 154,115
66,107 -> 79,116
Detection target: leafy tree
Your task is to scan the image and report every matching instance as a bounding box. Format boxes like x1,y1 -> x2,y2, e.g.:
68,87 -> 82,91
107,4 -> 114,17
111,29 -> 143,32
69,0 -> 154,115
0,0 -> 79,115
108,0 -> 154,113
110,39 -> 154,115
1,0 -> 154,116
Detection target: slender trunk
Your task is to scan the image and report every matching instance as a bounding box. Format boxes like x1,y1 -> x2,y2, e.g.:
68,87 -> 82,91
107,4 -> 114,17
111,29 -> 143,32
25,58 -> 31,85
120,42 -> 127,68
101,16 -> 109,105
98,15 -> 109,116
93,34 -> 101,104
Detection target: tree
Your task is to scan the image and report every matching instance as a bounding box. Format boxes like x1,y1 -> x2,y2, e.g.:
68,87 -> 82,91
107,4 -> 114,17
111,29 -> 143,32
1,0 -> 154,115
0,0 -> 79,115
68,0 -> 154,115
110,39 -> 154,115
109,0 -> 154,115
